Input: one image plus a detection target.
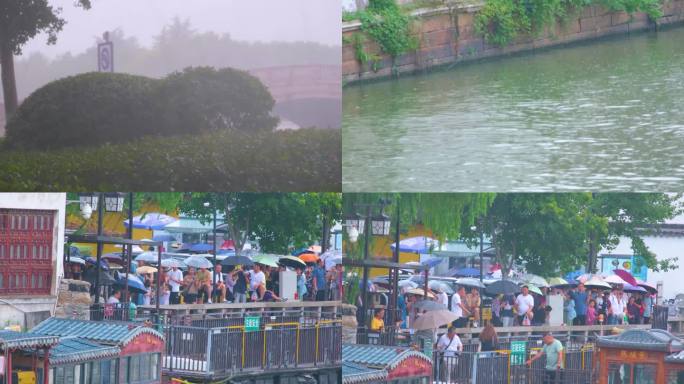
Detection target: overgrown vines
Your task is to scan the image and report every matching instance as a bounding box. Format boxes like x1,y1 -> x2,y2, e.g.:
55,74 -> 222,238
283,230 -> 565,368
475,0 -> 662,46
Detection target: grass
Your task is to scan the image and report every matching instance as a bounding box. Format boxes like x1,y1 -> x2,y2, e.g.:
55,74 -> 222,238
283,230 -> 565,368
0,129 -> 341,192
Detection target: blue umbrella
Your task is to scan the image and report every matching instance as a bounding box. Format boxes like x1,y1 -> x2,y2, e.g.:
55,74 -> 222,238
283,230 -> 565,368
564,269 -> 585,282
123,213 -> 177,230
422,257 -> 443,268
85,257 -> 110,271
189,243 -> 213,253
68,246 -> 82,257
447,267 -> 480,277
390,236 -> 439,254
114,275 -> 147,294
217,249 -> 236,256
153,233 -> 176,242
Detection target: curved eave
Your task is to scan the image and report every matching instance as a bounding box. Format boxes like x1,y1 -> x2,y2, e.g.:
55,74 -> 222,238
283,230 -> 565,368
50,346 -> 121,366
0,336 -> 61,350
342,371 -> 388,384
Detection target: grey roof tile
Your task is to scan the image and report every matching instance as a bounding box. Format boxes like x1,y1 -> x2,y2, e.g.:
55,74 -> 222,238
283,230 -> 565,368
597,329 -> 684,352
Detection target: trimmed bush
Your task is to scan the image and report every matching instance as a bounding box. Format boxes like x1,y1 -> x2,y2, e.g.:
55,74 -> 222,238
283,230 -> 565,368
0,129 -> 341,192
5,72 -> 159,150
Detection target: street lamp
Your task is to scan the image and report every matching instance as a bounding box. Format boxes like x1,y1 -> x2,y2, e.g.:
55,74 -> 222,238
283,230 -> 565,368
204,198 -> 218,298
371,213 -> 391,236
472,222 -> 485,323
345,212 -> 365,236
104,192 -> 125,212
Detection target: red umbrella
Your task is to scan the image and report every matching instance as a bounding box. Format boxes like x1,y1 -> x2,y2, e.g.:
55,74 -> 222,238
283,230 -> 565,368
636,279 -> 658,294
613,269 -> 638,286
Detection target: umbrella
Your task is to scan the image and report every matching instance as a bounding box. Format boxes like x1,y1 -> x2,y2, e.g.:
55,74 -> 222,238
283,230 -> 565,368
429,281 -> 454,295
623,283 -> 647,293
398,280 -> 418,290
613,269 -> 638,286
115,244 -> 144,254
189,243 -> 214,253
217,249 -> 236,256
68,246 -> 82,257
114,275 -> 147,294
413,300 -> 447,311
153,233 -> 177,242
299,253 -> 320,264
253,254 -> 279,268
221,255 -> 254,267
406,288 -> 435,299
279,256 -> 307,269
134,252 -> 160,263
412,309 -> 458,330
422,257 -> 443,268
603,274 -> 628,285
137,266 -> 158,274
447,267 -> 480,278
584,276 -> 611,290
124,213 -> 177,230
85,257 -> 109,271
161,258 -> 184,268
66,257 -> 85,265
485,280 -> 520,296
102,253 -> 124,264
455,277 -> 486,289
526,285 -> 543,296
83,270 -> 116,286
523,274 -> 549,288
548,277 -> 569,287
636,279 -> 657,294
184,255 -> 214,269
390,236 -> 439,254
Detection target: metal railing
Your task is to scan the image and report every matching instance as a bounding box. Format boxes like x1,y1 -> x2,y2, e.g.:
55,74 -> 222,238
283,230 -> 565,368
162,318 -> 342,376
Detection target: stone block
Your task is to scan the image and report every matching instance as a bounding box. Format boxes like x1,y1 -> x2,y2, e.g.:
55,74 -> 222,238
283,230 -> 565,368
457,38 -> 485,57
603,23 -> 629,36
419,44 -> 456,62
343,60 -> 361,76
612,12 -> 631,26
580,16 -> 598,32
343,45 -> 357,62
420,14 -> 454,33
628,20 -> 651,31
422,29 -> 455,47
595,14 -> 613,29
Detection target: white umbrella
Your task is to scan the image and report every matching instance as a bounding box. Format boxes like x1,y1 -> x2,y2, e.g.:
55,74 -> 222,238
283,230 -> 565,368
456,277 -> 486,289
398,280 -> 418,290
184,255 -> 214,269
116,244 -> 144,254
66,257 -> 86,265
523,273 -> 549,288
412,309 -> 458,330
134,252 -> 160,263
161,258 -> 184,268
603,274 -> 627,285
584,276 -> 611,290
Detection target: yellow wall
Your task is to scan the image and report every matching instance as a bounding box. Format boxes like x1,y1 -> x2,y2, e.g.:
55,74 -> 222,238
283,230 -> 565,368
367,224 -> 434,277
66,202 -> 177,255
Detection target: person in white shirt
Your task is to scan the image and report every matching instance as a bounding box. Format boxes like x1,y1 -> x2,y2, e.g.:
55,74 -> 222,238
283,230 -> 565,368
249,264 -> 266,300
515,286 -> 535,325
436,326 -> 463,383
451,286 -> 471,328
609,288 -> 625,324
167,266 -> 184,304
213,264 -> 227,302
437,288 -> 449,308
107,290 -> 121,305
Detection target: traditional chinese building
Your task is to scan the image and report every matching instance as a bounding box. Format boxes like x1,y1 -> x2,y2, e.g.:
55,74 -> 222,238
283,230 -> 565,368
341,344 -> 432,384
596,328 -> 684,384
665,350 -> 684,383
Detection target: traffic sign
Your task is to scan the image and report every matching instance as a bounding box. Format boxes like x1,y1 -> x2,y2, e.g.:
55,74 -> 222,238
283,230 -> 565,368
510,341 -> 526,365
244,316 -> 260,332
98,33 -> 114,73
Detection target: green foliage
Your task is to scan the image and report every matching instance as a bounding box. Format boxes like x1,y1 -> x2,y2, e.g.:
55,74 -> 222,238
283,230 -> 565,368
4,67 -> 278,150
4,72 -> 159,150
360,7 -> 418,58
475,0 -> 662,46
367,0 -> 401,11
0,129 -> 341,192
178,193 -> 341,255
352,33 -> 382,72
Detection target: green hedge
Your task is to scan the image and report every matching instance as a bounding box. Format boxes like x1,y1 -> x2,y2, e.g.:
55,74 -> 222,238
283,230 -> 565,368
0,129 -> 340,191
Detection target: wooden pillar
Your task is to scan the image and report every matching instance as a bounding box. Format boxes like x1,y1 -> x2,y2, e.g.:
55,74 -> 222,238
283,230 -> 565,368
6,349 -> 12,384
43,348 -> 50,384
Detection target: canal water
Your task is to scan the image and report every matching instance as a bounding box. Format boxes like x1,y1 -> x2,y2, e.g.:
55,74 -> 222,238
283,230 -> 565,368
342,26 -> 684,191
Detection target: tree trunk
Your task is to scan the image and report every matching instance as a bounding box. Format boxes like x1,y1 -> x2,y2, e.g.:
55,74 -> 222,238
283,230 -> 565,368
0,40 -> 18,121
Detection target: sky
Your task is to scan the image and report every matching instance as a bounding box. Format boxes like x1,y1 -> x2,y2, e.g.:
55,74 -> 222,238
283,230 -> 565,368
21,0 -> 340,59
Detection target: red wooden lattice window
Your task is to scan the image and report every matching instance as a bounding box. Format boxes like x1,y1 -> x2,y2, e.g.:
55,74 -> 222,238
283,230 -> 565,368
0,209 -> 55,295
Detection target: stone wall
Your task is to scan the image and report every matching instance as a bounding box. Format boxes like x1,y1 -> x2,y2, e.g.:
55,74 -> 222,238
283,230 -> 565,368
54,279 -> 92,320
341,303 -> 358,344
342,0 -> 684,82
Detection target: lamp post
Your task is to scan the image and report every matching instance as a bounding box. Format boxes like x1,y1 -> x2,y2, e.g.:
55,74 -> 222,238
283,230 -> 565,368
471,221 -> 485,321
204,196 -> 218,295
345,199 -> 391,330
80,192 -> 125,305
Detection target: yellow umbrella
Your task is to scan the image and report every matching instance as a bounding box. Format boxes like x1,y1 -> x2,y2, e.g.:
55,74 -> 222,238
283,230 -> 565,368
137,265 -> 158,274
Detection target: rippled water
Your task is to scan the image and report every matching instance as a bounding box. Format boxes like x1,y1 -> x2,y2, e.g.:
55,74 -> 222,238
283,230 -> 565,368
342,27 -> 684,191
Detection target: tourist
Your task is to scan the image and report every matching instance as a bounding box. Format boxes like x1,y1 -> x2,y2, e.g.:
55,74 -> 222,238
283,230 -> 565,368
451,286 -> 470,328
627,296 -> 641,324
570,282 -> 589,325
586,299 -> 597,325
182,267 -> 199,304
158,268 -> 170,305
501,295 -> 515,327
142,274 -> 152,305
195,267 -> 212,304
479,324 -> 498,352
329,264 -> 343,301
642,293 -> 653,324
491,294 -> 503,327
313,259 -> 328,301
397,290 -> 408,328
259,283 -> 284,302
296,267 -> 308,301
436,287 -> 448,308
532,301 -> 547,326
466,287 -> 481,327
515,286 -> 534,326
436,326 -> 462,383
608,287 -> 625,325
232,265 -> 248,303
168,265 -> 183,304
370,308 -> 385,332
564,293 -> 576,326
212,264 -> 227,303
305,266 -> 314,301
107,290 -> 121,305
526,333 -> 564,384
0,352 -> 5,384
250,264 -> 266,301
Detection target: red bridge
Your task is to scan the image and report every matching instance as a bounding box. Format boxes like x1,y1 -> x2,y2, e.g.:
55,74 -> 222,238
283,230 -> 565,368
249,65 -> 341,103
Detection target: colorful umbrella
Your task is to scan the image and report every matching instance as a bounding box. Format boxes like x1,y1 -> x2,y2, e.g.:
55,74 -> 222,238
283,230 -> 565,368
523,274 -> 549,288
623,283 -> 647,293
603,274 -> 628,285
613,269 -> 638,286
123,213 -> 177,230
136,266 -> 158,274
636,279 -> 657,294
526,284 -> 543,296
279,256 -> 307,269
406,288 -> 435,298
299,253 -> 320,264
548,277 -> 569,287
253,254 -> 279,268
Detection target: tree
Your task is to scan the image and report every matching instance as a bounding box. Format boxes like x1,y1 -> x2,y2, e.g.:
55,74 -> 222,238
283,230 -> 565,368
179,193 -> 341,255
0,0 -> 91,120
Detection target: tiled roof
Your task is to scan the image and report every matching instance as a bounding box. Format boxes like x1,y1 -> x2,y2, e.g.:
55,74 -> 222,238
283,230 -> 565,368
30,318 -> 164,347
597,329 -> 684,352
0,330 -> 60,350
666,350 -> 684,363
342,362 -> 387,384
49,337 -> 120,366
342,344 -> 432,370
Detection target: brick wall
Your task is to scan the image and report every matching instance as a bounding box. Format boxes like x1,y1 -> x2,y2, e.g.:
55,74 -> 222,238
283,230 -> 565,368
343,0 -> 684,83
